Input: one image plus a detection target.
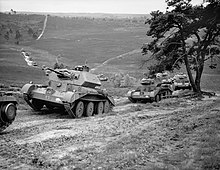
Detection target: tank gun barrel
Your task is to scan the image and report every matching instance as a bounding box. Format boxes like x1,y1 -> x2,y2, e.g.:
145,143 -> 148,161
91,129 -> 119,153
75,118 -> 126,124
42,66 -> 71,78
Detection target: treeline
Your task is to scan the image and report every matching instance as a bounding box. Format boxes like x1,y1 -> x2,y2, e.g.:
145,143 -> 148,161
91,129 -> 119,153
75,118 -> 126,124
0,12 -> 148,44
0,13 -> 44,44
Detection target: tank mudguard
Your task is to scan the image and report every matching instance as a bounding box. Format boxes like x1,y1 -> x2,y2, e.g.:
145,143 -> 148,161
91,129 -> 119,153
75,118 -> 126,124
0,96 -> 17,104
62,91 -> 85,103
21,84 -> 35,95
107,96 -> 115,106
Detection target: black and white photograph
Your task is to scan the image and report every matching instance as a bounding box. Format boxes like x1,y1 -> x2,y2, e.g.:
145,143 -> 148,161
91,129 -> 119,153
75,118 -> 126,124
0,0 -> 219,169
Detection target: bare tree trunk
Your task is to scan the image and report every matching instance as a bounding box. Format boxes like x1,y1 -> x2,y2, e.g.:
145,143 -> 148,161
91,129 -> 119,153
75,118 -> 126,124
195,65 -> 203,93
195,53 -> 205,96
180,33 -> 199,93
184,55 -> 198,92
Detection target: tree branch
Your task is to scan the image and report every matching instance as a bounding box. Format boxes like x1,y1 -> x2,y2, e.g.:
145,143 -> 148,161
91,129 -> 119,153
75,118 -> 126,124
172,53 -> 185,68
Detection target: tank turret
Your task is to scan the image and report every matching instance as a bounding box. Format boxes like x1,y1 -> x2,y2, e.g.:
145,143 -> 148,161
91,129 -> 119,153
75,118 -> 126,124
21,65 -> 114,118
44,66 -> 101,89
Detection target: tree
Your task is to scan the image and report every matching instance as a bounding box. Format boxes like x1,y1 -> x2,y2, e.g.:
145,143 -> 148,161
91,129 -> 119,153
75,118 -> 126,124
28,27 -> 34,35
142,0 -> 220,95
32,31 -> 38,39
4,31 -> 9,40
9,28 -> 13,34
15,30 -> 22,44
11,9 -> 16,14
53,62 -> 65,69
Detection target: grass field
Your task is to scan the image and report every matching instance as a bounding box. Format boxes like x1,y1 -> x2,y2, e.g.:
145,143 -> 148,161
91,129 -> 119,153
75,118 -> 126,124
0,46 -> 46,86
27,16 -> 151,67
0,13 -> 219,92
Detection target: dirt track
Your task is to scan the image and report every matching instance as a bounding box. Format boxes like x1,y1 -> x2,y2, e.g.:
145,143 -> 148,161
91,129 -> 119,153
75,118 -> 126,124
0,96 -> 220,170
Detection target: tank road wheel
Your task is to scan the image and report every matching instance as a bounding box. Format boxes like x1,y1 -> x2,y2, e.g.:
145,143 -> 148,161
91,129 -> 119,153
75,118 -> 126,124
155,94 -> 161,102
103,100 -> 110,113
75,101 -> 84,118
85,102 -> 94,117
1,103 -> 17,122
96,102 -> 104,115
164,91 -> 169,99
161,91 -> 166,99
167,90 -> 172,98
31,99 -> 44,111
0,103 -> 17,132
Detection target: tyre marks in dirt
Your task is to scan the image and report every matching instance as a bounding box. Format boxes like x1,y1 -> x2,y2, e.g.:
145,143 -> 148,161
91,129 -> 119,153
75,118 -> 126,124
0,97 -> 218,169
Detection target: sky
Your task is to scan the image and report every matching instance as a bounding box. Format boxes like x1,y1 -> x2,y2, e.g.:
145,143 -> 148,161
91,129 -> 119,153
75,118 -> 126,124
0,0 -> 204,14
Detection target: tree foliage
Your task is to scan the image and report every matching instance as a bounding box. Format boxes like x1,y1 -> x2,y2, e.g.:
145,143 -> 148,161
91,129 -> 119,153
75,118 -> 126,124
4,31 -> 9,40
53,62 -> 65,69
142,0 -> 220,94
28,27 -> 34,35
15,30 -> 22,44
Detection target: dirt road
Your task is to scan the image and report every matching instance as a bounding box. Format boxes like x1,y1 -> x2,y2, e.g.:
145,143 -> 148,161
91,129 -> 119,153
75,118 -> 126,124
36,15 -> 48,41
90,49 -> 141,73
0,96 -> 220,170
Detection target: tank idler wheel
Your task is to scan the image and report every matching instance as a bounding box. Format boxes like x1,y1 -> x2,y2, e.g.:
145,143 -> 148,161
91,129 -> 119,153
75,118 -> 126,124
31,99 -> 44,111
155,94 -> 161,102
85,102 -> 94,117
128,97 -> 136,103
103,100 -> 110,113
96,102 -> 104,115
75,101 -> 84,118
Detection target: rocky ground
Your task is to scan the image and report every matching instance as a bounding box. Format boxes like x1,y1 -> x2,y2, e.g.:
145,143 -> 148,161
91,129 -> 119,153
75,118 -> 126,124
0,94 -> 220,170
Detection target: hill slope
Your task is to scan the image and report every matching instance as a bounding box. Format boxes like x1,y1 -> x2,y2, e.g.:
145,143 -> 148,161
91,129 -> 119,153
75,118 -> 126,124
0,13 -> 219,92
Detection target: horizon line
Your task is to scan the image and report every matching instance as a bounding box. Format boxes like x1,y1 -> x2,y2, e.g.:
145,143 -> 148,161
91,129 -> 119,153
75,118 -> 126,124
0,10 -> 150,15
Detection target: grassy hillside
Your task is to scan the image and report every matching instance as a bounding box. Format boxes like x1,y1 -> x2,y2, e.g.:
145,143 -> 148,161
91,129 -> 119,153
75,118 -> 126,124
0,13 -> 219,92
27,15 -> 150,67
0,13 -> 44,44
0,46 -> 46,86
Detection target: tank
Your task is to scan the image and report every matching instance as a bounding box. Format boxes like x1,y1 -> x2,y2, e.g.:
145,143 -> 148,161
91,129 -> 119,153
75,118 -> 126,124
127,74 -> 173,103
173,73 -> 191,90
97,74 -> 108,81
0,92 -> 17,132
21,65 -> 115,118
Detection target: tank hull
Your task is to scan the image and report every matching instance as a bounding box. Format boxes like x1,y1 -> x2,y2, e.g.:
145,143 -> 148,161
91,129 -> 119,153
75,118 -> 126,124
174,82 -> 191,90
22,83 -> 114,118
127,82 -> 173,103
173,73 -> 192,90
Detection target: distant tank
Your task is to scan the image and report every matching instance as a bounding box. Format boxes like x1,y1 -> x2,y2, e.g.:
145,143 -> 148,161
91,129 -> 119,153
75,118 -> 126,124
74,65 -> 90,72
97,74 -> 108,81
173,73 -> 191,90
0,92 -> 17,132
127,73 -> 173,103
21,65 -> 115,118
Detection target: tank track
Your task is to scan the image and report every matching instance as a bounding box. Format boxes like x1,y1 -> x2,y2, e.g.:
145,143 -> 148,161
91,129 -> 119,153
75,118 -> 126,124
23,94 -> 35,110
0,122 -> 10,133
